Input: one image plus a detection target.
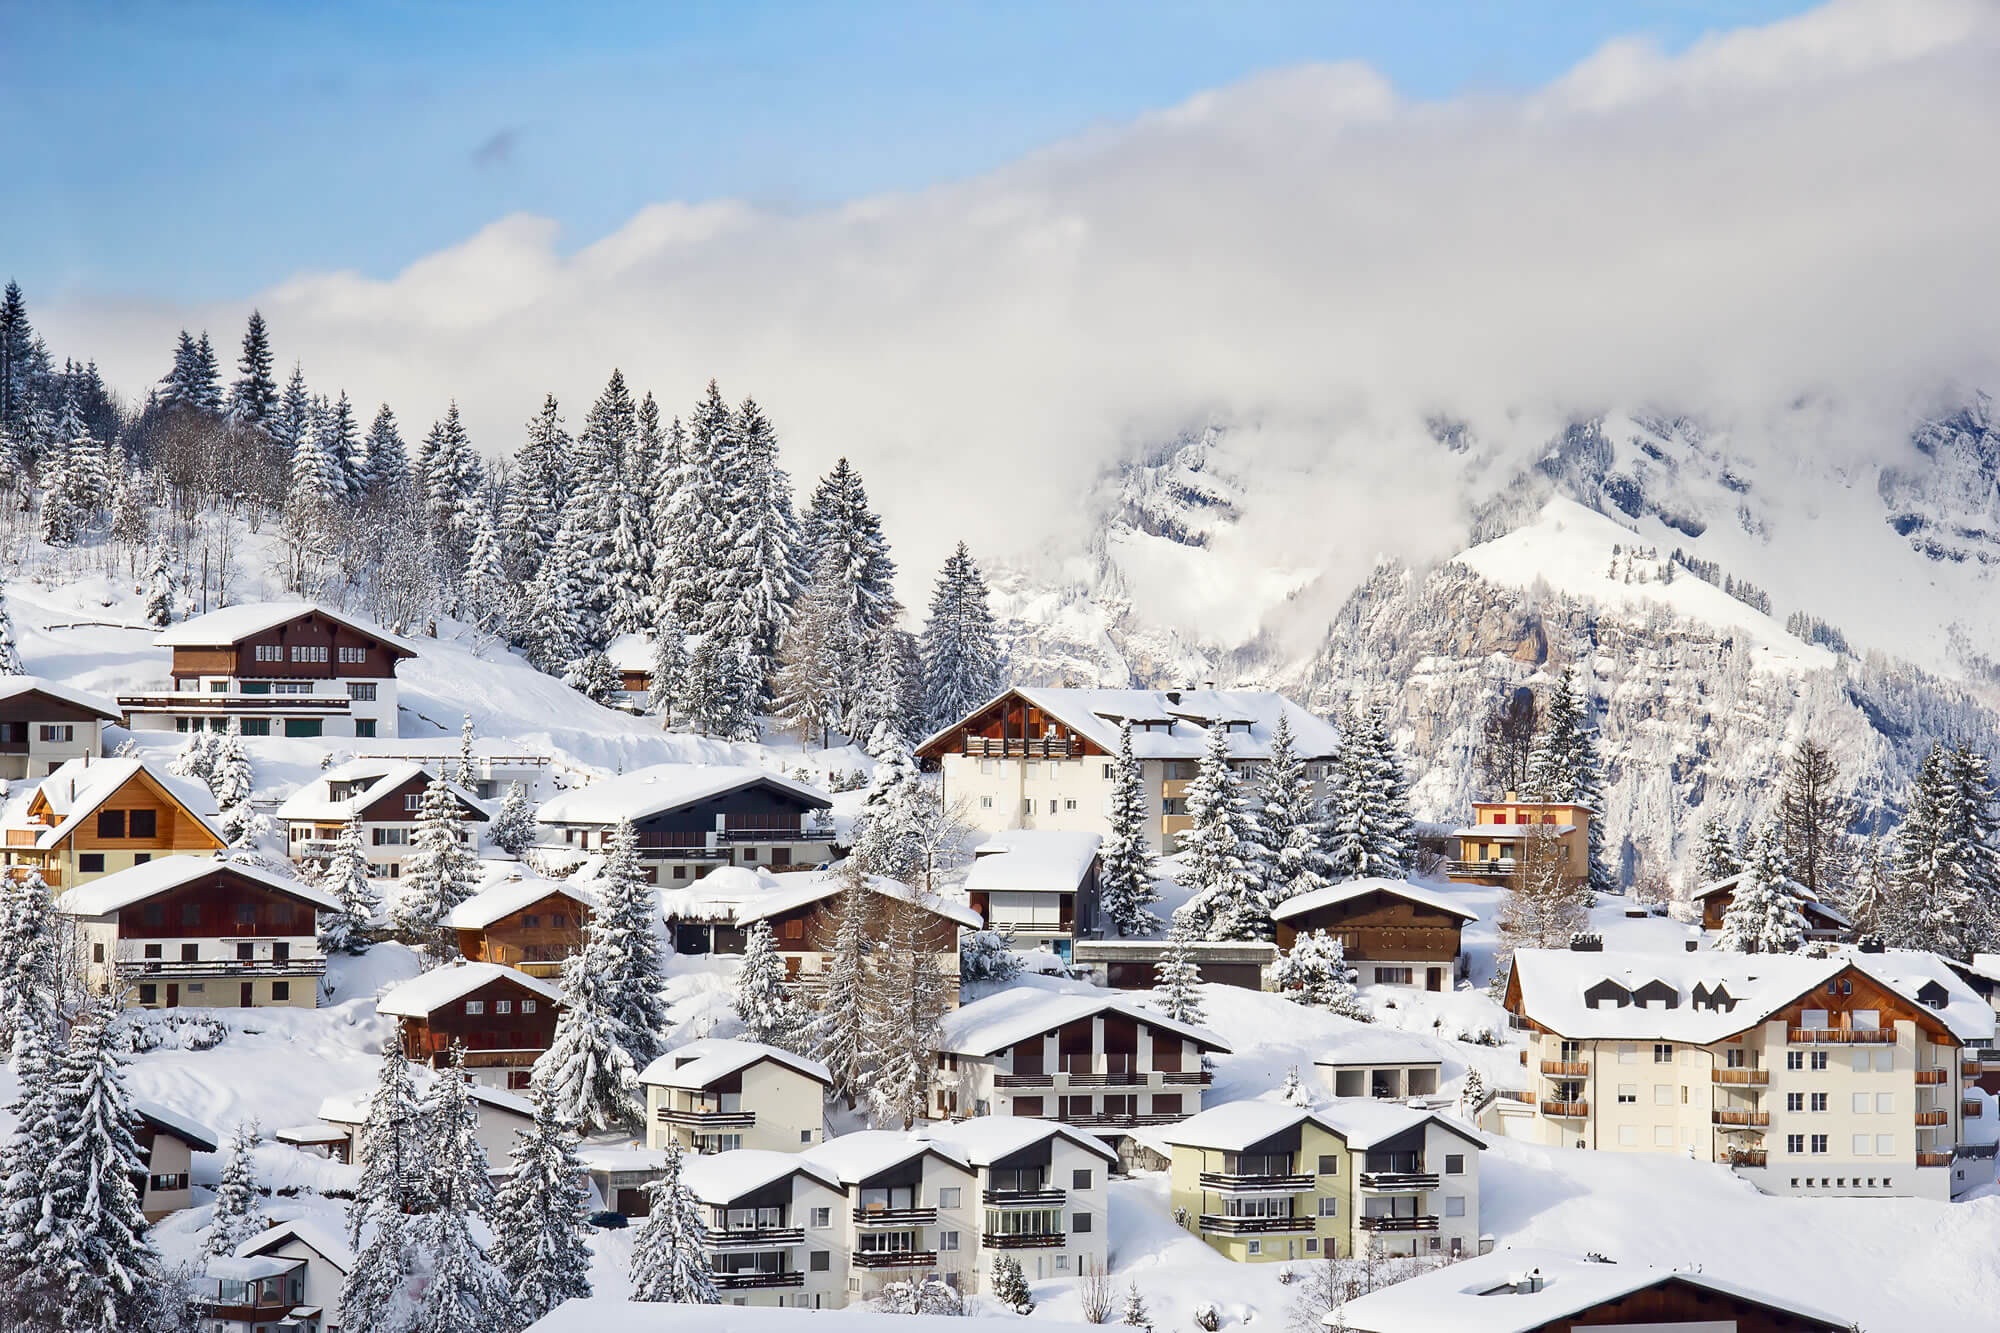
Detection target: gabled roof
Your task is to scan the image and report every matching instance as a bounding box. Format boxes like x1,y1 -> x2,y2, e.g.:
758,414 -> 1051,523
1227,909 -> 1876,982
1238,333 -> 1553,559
922,1116 -> 1118,1166
733,870 -> 983,932
0,675 -> 119,720
681,1148 -> 844,1205
236,1220 -> 355,1275
637,1038 -> 831,1090
916,686 -> 1342,763
56,854 -> 341,918
375,960 -> 563,1018
802,1130 -> 972,1184
1271,876 -> 1479,924
155,600 -> 417,656
1691,873 -> 1852,929
1334,1247 -> 1852,1333
1159,1101 -> 1342,1152
21,757 -> 225,850
605,632 -> 655,674
1314,1099 -> 1486,1151
964,831 -> 1102,895
536,763 -> 831,825
446,870 -> 597,931
131,1098 -> 219,1153
275,759 -> 487,824
939,986 -> 1230,1057
318,1073 -> 535,1127
1447,823 -> 1576,839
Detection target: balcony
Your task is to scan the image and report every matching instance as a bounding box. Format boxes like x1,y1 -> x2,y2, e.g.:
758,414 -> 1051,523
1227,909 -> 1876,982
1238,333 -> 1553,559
986,918 -> 1073,937
1061,1111 -> 1189,1130
1160,1071 -> 1214,1086
1198,1171 -> 1315,1194
708,1227 -> 805,1250
995,1072 -> 1055,1088
1788,1027 -> 1894,1045
453,1048 -> 543,1069
1914,1110 -> 1949,1127
853,1207 -> 937,1227
658,1106 -> 757,1130
982,1232 -> 1065,1250
1726,1149 -> 1768,1168
1358,1171 -> 1441,1192
960,737 -> 1076,759
117,689 -> 352,714
982,1188 -> 1065,1208
1539,1100 -> 1588,1119
1917,1151 -> 1955,1167
1712,1068 -> 1770,1086
1915,1068 -> 1948,1086
1965,1100 -> 1984,1118
1446,860 -> 1516,881
1965,1058 -> 1985,1078
117,956 -> 327,979
1197,1215 -> 1316,1236
1540,1060 -> 1589,1078
715,1271 -> 805,1290
853,1250 -> 938,1270
1712,1110 -> 1770,1128
1358,1215 -> 1439,1234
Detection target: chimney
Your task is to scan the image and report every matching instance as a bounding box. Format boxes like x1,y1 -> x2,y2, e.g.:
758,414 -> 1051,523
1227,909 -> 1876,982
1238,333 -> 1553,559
1568,933 -> 1603,953
1858,936 -> 1886,954
1165,691 -> 1181,706
1503,790 -> 1518,803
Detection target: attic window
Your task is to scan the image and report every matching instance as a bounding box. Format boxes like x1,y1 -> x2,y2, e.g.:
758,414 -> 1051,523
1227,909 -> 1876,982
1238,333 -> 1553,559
1583,979 -> 1630,1010
1917,980 -> 1950,1010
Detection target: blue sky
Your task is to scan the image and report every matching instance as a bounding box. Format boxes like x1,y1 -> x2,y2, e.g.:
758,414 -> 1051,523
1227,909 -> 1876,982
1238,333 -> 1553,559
5,1 -> 1818,305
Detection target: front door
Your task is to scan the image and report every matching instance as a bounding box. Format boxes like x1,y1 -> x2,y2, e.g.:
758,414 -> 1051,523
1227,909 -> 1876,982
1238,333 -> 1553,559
1426,967 -> 1443,992
165,984 -> 178,1007
239,982 -> 254,1007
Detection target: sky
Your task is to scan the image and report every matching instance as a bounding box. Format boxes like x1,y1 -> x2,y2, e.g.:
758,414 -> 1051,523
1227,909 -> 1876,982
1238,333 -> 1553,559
6,1 -> 1824,304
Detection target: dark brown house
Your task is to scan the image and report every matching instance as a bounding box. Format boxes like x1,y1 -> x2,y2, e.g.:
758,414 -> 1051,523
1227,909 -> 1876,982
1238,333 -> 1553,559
1694,872 -> 1852,939
277,758 -> 487,878
377,960 -> 564,1091
1270,877 -> 1477,992
536,763 -> 835,881
450,874 -> 595,979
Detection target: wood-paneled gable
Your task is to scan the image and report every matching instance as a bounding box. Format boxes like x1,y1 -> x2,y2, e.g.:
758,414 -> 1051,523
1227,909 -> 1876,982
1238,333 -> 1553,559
761,893 -> 961,957
1273,889 -> 1465,961
914,690 -> 1109,760
36,770 -> 223,854
169,609 -> 412,681
356,772 -> 488,825
457,891 -> 591,969
398,975 -> 560,1059
112,871 -> 320,938
1753,964 -> 1960,1047
1537,1275 -> 1846,1332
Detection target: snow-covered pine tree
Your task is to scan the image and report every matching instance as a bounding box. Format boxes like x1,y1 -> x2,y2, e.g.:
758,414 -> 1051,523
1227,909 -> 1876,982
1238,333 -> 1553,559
489,1078 -> 592,1324
212,735 -> 255,841
193,330 -> 222,410
421,401 -> 485,573
991,1254 -> 1034,1314
594,820 -> 671,1071
1779,737 -> 1855,906
849,626 -> 923,749
1324,697 -> 1412,883
363,403 -> 411,505
1697,817 -> 1743,884
325,390 -> 364,502
735,919 -> 808,1053
0,1005 -> 66,1326
629,1137 -> 719,1303
812,861 -> 875,1109
729,395 -> 805,703
799,458 -> 898,717
656,386 -> 726,633
1717,827 -> 1808,955
680,632 -> 755,739
771,544 -> 851,746
1947,741 -> 2000,953
1885,742 -> 1982,955
337,1211 -> 413,1333
458,506 -> 510,634
0,869 -> 63,1056
1525,668 -> 1611,893
646,610 -> 690,726
393,773 -> 480,965
1280,1065 -> 1313,1107
562,649 -> 623,706
1123,1279 -> 1151,1330
1100,720 -> 1162,937
0,590 -> 20,675
203,1120 -> 267,1258
1458,1067 -> 1488,1119
157,329 -> 210,411
919,541 -> 1002,731
142,543 -> 177,627
536,918 -> 644,1132
271,364 -> 311,461
489,782 -> 538,858
1153,915 -> 1207,1025
1257,714 -> 1330,906
1845,833 -> 1891,937
849,726 -> 933,886
348,1036 -> 427,1249
1177,722 -> 1265,941
318,816 -> 380,956
412,1046 -> 512,1333
865,893 -> 950,1130
520,512 -> 591,674
575,370 -> 645,636
1271,931 -> 1368,1020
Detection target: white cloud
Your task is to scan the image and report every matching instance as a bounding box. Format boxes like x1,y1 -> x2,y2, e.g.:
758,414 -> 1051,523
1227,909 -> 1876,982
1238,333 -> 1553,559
41,0 -> 2000,610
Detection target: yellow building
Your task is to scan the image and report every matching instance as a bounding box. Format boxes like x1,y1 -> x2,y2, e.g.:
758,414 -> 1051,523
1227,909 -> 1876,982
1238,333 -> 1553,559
3,756 -> 226,891
1446,792 -> 1592,889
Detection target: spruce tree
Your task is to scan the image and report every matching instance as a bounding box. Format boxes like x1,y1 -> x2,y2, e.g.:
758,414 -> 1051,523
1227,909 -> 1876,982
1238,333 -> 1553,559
811,862 -> 875,1109
363,403 -> 411,504
271,364 -> 311,461
325,389 -> 364,502
647,609 -> 690,725
1177,723 -> 1265,940
0,281 -> 36,435
595,820 -> 671,1069
1153,916 -> 1207,1025
348,1036 -> 427,1250
412,1047 -> 513,1333
730,395 -> 805,702
628,1138 -> 719,1303
0,870 -> 63,1056
0,1009 -> 65,1327
1257,714 -> 1330,905
1100,720 -> 1161,936
1717,827 -> 1808,955
489,782 -> 538,858
772,544 -> 850,746
1271,932 -> 1368,1020
850,627 -> 922,750
501,394 -> 572,585
394,773 -> 480,965
537,918 -> 644,1132
1526,669 -> 1611,893
338,1211 -> 413,1333
865,895 -> 950,1130
319,815 -> 380,955
459,506 -> 510,633
1887,742 -> 1983,955
799,458 -> 898,722
421,401 -> 485,571
1325,698 -> 1412,882
1780,738 -> 1855,905
919,542 -> 1002,730
520,513 -> 591,674
142,544 -> 177,627
489,1079 -> 592,1323
991,1254 -> 1034,1314
204,1120 -> 267,1258
735,919 -> 808,1053
679,633 -> 755,739
1697,817 -> 1743,884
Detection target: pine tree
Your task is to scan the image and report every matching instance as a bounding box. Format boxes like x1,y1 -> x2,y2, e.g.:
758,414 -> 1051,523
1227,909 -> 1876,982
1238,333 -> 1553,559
1496,821 -> 1591,955
535,946 -> 642,1133
1717,827 -> 1808,955
735,919 -> 808,1053
657,384 -> 728,632
1846,833 -> 1892,937
348,1036 -> 427,1250
501,394 -> 572,585
0,1006 -> 66,1327
412,1047 -> 513,1333
363,403 -> 411,504
193,330 -> 222,411
0,282 -> 36,436
647,610 -> 690,725
338,1211 -> 413,1333
393,773 -> 480,964
1271,931 -> 1368,1020
271,364 -> 312,460
324,390 -> 364,502
628,1138 -> 719,1303
578,370 -> 647,636
1458,1067 -> 1488,1118
680,633 -> 755,739
865,895 -> 950,1130
919,542 -> 1002,730
812,862 -> 875,1109
1257,714 -> 1330,905
489,1079 -> 592,1324
0,590 -> 21,675
798,458 -> 898,722
142,544 -> 177,627
1325,698 -> 1412,882
849,728 -> 932,885
204,1120 -> 267,1258
520,513 -> 591,674
850,627 -> 922,750
772,545 -> 850,746
1153,916 -> 1207,1025
730,395 -> 805,702
1526,668 -> 1610,893
319,816 -> 380,955
211,735 -> 255,841
1177,723 -> 1265,940
1886,742 -> 1986,955
1100,720 -> 1161,936
0,870 -> 62,1056
1279,1065 -> 1313,1108
1697,817 -> 1743,884
421,402 -> 485,571
458,506 -> 509,633
991,1254 -> 1034,1314
595,820 -> 671,1070
1123,1279 -> 1151,1329
490,782 -> 538,858
158,329 -> 210,411
1779,738 -> 1855,906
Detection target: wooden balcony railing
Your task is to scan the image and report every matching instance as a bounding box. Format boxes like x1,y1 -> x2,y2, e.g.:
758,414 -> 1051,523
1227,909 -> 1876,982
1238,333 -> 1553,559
714,1270 -> 805,1290
1964,1059 -> 1985,1078
1963,1100 -> 1983,1118
1917,1151 -> 1954,1167
658,1107 -> 756,1129
853,1250 -> 938,1270
1914,1110 -> 1949,1127
1197,1215 -> 1315,1236
1712,1068 -> 1769,1085
1446,860 -> 1516,879
982,1188 -> 1065,1208
981,1232 -> 1065,1249
1726,1149 -> 1768,1168
1789,1028 -> 1894,1044
1358,1215 -> 1439,1233
961,737 -> 1076,759
117,956 -> 327,978
853,1207 -> 937,1227
1915,1068 -> 1948,1086
1198,1171 -> 1315,1193
1540,1060 -> 1589,1078
707,1227 -> 805,1249
1358,1171 -> 1440,1192
1712,1110 -> 1770,1128
1539,1100 -> 1588,1118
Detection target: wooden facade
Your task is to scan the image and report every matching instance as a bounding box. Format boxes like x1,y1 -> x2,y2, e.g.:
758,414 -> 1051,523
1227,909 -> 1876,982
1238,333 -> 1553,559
914,690 -> 1112,762
1758,965 -> 1959,1048
1525,1275 -> 1849,1332
756,893 -> 962,970
457,889 -> 592,977
1698,882 -> 1850,937
168,608 -> 414,684
1272,888 -> 1466,964
109,871 -> 321,939
6,766 -> 224,888
396,973 -> 561,1074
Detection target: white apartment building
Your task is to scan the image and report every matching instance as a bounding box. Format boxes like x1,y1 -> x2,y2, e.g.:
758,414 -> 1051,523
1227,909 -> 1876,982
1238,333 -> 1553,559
681,1150 -> 853,1308
1504,945 -> 1996,1200
639,1039 -> 832,1155
917,688 -> 1340,855
801,1132 -> 982,1302
922,1117 -> 1114,1291
276,758 -> 487,879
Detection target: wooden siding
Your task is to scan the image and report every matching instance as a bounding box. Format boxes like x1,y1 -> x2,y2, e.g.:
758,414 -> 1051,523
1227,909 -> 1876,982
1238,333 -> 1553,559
0,694 -> 111,725
37,769 -> 223,855
111,870 -> 320,938
357,772 -> 488,824
1534,1275 -> 1846,1332
1758,964 -> 1958,1047
914,690 -> 1110,761
457,892 -> 592,970
398,975 -> 560,1059
761,893 -> 961,956
168,608 -> 412,681
1272,889 -> 1464,962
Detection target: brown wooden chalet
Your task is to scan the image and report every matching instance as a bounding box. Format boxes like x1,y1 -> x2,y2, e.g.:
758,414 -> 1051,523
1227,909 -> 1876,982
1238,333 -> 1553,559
1270,878 -> 1477,991
1694,872 -> 1852,939
377,961 -> 564,1090
915,690 -> 1110,764
536,764 -> 834,880
277,758 -> 487,877
707,871 -> 982,977
449,874 -> 595,979
5,755 -> 227,890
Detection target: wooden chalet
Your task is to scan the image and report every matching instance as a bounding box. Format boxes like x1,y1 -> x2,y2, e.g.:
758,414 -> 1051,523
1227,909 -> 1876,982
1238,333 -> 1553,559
4,755 -> 226,889
1270,878 -> 1478,991
1694,872 -> 1852,939
276,758 -> 487,879
448,872 -> 596,979
537,763 -> 834,881
0,677 -> 119,781
377,961 -> 564,1091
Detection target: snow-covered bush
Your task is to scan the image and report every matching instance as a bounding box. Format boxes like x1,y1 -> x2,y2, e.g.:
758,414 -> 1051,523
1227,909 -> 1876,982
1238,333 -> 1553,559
991,1255 -> 1033,1314
875,1276 -> 962,1315
959,929 -> 1023,983
1192,1301 -> 1221,1332
125,1011 -> 229,1052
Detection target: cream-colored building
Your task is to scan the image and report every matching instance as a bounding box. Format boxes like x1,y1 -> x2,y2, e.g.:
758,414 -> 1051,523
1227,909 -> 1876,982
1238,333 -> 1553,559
134,1100 -> 217,1221
3,755 -> 227,891
639,1039 -> 832,1155
917,688 -> 1340,855
923,1117 -> 1115,1291
0,677 -> 119,781
681,1150 -> 853,1308
801,1132 -> 982,1302
1504,946 -> 1995,1200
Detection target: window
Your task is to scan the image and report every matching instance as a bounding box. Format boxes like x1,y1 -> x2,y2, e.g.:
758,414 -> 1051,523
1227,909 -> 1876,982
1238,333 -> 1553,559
239,719 -> 270,737
1161,798 -> 1187,816
1788,1093 -> 1804,1112
38,724 -> 73,743
79,853 -> 105,873
272,981 -> 289,1001
255,644 -> 282,661
980,796 -> 994,810
138,984 -> 156,1005
939,1188 -> 960,1208
1317,1155 -> 1339,1175
240,681 -> 272,694
1653,1044 -> 1674,1064
1445,1196 -> 1466,1218
1811,1052 -> 1829,1071
1654,1084 -> 1673,1105
143,944 -> 162,959
801,1129 -> 814,1143
147,1172 -> 190,1193
521,1000 -> 536,1014
354,719 -> 376,738
1876,1093 -> 1893,1114
1877,1134 -> 1894,1155
1102,764 -> 1115,779
1073,1169 -> 1092,1190
406,794 -> 423,812
1072,1212 -> 1091,1233
810,1251 -> 830,1272
1875,1050 -> 1895,1073
1618,1044 -> 1637,1064
1811,1093 -> 1828,1113
1245,1242 -> 1260,1257
284,719 -> 323,738
92,943 -> 104,963
1653,1126 -> 1674,1147
1787,1134 -> 1805,1154
1022,799 -> 1034,815
1306,1238 -> 1320,1253
1853,1093 -> 1871,1114
340,646 -> 368,663
1811,1135 -> 1829,1154
1617,1085 -> 1637,1104
495,1000 -> 513,1015
1444,1154 -> 1464,1175
811,1207 -> 831,1227
348,682 -> 377,701
1788,1051 -> 1805,1071
940,1231 -> 960,1251
1854,1135 -> 1872,1156
1853,1051 -> 1872,1073
131,810 -> 157,838
1617,1125 -> 1638,1145
290,644 -> 329,662
374,828 -> 410,846
1374,967 -> 1414,985
96,810 -> 126,838
465,1000 -> 485,1015
1064,799 -> 1078,812
209,681 -> 229,693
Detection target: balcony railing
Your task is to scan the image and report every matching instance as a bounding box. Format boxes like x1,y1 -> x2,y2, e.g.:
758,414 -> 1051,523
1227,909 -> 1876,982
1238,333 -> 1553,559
1916,1068 -> 1948,1086
982,1188 -> 1065,1208
1358,1215 -> 1439,1233
1712,1068 -> 1769,1085
658,1107 -> 757,1129
985,919 -> 1074,936
1726,1149 -> 1768,1168
1712,1110 -> 1770,1128
1914,1110 -> 1949,1127
1917,1151 -> 1954,1167
981,1232 -> 1065,1249
1196,1215 -> 1315,1236
853,1250 -> 938,1270
715,1271 -> 805,1290
1964,1100 -> 1983,1118
995,1072 -> 1055,1088
1445,860 -> 1516,879
117,956 -> 327,978
1198,1171 -> 1315,1193
1789,1028 -> 1894,1044
708,1227 -> 805,1249
853,1207 -> 937,1227
117,690 -> 351,713
1358,1171 -> 1440,1192
1540,1100 -> 1588,1118
1540,1060 -> 1589,1078
960,737 -> 1077,759
1965,1059 -> 1985,1077
1160,1071 -> 1213,1086
1060,1111 -> 1189,1129
452,1048 -> 543,1069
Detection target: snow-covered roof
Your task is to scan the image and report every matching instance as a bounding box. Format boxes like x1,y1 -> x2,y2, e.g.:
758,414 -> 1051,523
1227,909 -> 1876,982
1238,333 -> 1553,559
276,759 -> 487,823
916,686 -> 1341,762
637,1038 -> 831,1090
318,1073 -> 535,1127
1311,1028 -> 1445,1068
1159,1101 -> 1339,1152
1509,947 -> 1995,1044
681,1148 -> 843,1204
0,675 -> 119,720
375,960 -> 563,1017
131,1098 -> 219,1152
155,600 -> 416,655
1690,874 -> 1852,926
445,869 -> 597,930
802,1129 -> 971,1183
658,864 -> 785,922
57,854 -> 340,917
922,1115 -> 1118,1166
964,831 -> 1102,895
205,1254 -> 301,1281
1316,1099 -> 1486,1151
605,632 -> 655,673
21,756 -> 224,849
1272,877 -> 1479,924
525,1299 -> 981,1333
939,987 -> 1230,1057
1334,1246 -> 1852,1333
237,1219 -> 356,1274
1447,824 -> 1577,840
536,763 -> 831,824
734,870 -> 983,932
